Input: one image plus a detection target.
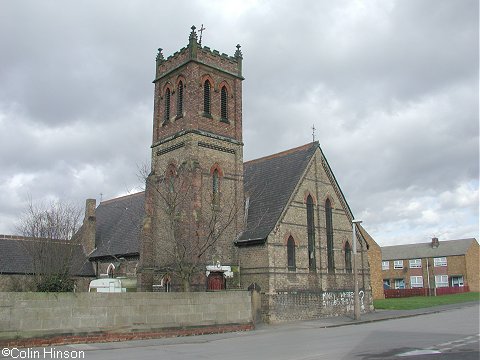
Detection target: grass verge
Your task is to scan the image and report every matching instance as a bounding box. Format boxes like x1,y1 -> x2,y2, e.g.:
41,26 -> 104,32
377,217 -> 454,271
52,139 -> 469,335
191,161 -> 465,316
373,292 -> 479,310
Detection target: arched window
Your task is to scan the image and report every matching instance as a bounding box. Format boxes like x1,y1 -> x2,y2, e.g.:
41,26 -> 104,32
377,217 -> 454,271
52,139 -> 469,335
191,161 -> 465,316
107,263 -> 115,278
166,165 -> 176,193
212,169 -> 220,196
176,81 -> 183,118
325,199 -> 335,272
162,275 -> 171,292
287,236 -> 296,271
164,88 -> 171,123
345,241 -> 352,273
306,195 -> 316,271
220,86 -> 228,121
203,80 -> 211,116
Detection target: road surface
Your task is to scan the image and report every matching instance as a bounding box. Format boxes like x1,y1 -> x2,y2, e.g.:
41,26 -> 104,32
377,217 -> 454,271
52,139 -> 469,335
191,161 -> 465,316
3,303 -> 479,359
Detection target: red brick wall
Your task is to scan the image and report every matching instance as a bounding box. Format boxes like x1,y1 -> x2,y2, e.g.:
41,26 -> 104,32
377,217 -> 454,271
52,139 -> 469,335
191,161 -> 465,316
139,33 -> 244,291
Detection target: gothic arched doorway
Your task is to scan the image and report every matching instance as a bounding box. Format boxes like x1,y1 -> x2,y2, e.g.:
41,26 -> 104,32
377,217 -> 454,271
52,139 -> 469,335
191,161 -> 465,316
207,271 -> 225,291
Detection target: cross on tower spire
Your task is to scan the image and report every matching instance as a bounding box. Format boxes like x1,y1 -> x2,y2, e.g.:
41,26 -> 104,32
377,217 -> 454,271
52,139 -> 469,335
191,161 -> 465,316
312,124 -> 316,142
199,24 -> 206,45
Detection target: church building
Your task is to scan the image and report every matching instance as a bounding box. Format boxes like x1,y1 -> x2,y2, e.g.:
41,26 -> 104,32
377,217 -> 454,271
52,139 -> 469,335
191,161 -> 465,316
79,26 -> 378,321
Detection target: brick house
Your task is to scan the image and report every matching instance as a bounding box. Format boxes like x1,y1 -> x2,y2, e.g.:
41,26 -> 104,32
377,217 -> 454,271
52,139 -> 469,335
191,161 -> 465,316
77,26 -> 379,321
381,237 -> 479,293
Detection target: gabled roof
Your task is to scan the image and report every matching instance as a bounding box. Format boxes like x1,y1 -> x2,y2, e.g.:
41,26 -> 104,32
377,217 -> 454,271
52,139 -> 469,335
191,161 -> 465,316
87,142 -> 352,253
236,142 -> 318,245
381,238 -> 477,260
358,224 -> 379,250
89,192 -> 144,260
0,235 -> 94,276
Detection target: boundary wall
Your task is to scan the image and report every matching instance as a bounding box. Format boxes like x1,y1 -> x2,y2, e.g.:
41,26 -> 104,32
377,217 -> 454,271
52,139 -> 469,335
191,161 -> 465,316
0,291 -> 252,345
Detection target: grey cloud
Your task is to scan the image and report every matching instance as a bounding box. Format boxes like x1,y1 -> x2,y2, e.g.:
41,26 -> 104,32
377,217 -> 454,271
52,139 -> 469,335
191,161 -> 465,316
0,0 -> 477,244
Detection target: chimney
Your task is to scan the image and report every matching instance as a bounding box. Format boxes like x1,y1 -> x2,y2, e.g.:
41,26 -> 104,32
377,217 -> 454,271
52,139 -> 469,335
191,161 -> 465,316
81,198 -> 97,255
86,199 -> 96,220
431,237 -> 439,248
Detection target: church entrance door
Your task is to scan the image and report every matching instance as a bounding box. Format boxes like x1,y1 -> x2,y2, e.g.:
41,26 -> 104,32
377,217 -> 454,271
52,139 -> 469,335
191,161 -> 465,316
207,272 -> 225,291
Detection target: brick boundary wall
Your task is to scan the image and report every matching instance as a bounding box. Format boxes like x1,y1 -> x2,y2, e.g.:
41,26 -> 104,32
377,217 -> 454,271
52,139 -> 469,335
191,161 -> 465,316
0,291 -> 253,345
0,323 -> 254,348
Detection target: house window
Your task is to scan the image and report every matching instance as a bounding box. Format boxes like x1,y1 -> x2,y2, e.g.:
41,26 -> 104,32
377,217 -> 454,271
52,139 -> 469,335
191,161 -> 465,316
435,275 -> 448,288
382,261 -> 389,270
307,195 -> 316,271
176,81 -> 183,118
434,257 -> 447,267
164,88 -> 171,123
220,86 -> 228,121
394,278 -> 405,289
287,236 -> 296,271
203,80 -> 211,116
393,260 -> 403,269
409,259 -> 422,268
450,275 -> 464,287
344,241 -> 352,273
383,279 -> 391,289
325,198 -> 334,272
410,276 -> 423,288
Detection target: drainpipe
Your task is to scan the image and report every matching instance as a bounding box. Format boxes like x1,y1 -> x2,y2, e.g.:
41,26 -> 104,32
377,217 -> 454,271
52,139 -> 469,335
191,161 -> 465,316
426,257 -> 431,296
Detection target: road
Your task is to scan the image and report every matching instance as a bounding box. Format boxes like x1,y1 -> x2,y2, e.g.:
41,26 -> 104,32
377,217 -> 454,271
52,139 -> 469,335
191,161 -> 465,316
5,303 -> 479,359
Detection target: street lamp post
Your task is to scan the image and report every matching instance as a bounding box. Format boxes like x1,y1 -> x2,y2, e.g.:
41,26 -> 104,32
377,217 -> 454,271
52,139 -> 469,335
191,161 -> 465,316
352,219 -> 362,320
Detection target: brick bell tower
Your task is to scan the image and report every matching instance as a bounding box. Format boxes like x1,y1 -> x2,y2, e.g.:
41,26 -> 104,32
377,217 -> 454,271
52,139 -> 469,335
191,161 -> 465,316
139,26 -> 245,291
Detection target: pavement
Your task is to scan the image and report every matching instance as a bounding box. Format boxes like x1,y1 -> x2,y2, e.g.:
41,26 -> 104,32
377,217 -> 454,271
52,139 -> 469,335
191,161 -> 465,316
256,301 -> 480,330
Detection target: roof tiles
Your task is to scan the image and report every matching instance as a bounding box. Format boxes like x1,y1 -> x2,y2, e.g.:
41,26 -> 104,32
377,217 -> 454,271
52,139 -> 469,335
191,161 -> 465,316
381,238 -> 477,260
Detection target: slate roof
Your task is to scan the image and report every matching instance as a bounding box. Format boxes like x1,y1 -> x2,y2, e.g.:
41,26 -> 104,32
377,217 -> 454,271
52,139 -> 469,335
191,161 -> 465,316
88,142 -> 319,254
89,192 -> 145,259
381,238 -> 477,261
0,235 -> 95,276
236,142 -> 318,244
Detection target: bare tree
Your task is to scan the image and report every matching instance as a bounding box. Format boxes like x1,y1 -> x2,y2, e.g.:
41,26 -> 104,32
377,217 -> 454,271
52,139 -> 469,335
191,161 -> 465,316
143,160 -> 240,292
16,199 -> 83,292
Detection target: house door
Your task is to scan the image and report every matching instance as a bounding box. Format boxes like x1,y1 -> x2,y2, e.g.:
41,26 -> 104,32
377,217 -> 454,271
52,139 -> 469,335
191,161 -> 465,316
207,272 -> 225,291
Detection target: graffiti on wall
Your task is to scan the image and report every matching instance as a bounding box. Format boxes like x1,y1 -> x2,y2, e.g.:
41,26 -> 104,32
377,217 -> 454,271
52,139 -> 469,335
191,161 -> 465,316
322,290 -> 365,311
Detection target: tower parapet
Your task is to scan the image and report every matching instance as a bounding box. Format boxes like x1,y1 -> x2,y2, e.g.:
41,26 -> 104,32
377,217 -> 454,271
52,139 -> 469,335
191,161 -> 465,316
154,26 -> 243,82
151,25 -> 244,146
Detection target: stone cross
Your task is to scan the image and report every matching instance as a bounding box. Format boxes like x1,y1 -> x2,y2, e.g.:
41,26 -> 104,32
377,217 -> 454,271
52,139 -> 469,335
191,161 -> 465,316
199,24 -> 206,45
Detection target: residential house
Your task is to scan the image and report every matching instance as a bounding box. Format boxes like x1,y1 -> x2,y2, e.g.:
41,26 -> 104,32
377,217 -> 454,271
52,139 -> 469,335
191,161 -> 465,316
381,237 -> 479,293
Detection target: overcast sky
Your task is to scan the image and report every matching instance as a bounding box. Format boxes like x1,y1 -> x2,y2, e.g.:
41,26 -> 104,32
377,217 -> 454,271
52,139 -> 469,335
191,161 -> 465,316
0,0 -> 478,246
